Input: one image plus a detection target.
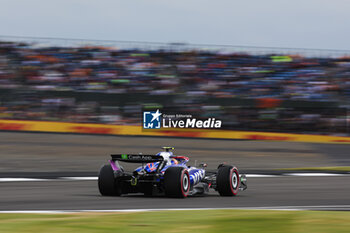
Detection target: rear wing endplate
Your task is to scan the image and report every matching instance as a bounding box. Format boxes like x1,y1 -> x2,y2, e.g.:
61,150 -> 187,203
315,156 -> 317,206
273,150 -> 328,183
111,154 -> 164,163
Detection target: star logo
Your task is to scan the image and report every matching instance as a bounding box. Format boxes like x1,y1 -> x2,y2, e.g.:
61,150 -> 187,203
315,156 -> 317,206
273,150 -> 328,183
143,109 -> 162,129
150,109 -> 162,122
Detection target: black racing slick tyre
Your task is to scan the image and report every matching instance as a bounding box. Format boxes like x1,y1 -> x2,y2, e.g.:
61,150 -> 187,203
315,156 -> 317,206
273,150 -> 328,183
98,165 -> 121,196
143,184 -> 153,197
164,167 -> 190,198
216,165 -> 239,196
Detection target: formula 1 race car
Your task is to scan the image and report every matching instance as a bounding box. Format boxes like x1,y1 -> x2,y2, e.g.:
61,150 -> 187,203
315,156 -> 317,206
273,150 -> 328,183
98,147 -> 247,198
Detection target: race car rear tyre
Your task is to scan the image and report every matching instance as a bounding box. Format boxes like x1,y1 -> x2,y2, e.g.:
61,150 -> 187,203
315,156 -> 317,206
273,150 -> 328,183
164,167 -> 190,198
143,184 -> 153,197
98,164 -> 121,196
216,165 -> 239,196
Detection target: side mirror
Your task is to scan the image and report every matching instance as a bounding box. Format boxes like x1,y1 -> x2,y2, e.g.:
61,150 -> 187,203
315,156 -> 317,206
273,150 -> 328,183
199,163 -> 208,168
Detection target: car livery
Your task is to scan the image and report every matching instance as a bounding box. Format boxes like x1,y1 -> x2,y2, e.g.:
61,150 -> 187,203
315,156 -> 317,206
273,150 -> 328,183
98,147 -> 247,198
189,168 -> 205,185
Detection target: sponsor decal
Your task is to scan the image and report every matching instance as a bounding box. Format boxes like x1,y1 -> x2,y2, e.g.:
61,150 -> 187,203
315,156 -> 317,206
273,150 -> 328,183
190,170 -> 205,184
244,134 -> 293,141
121,154 -> 128,159
331,139 -> 350,143
0,123 -> 27,131
128,155 -> 154,161
69,126 -> 113,134
143,109 -> 222,129
159,131 -> 204,138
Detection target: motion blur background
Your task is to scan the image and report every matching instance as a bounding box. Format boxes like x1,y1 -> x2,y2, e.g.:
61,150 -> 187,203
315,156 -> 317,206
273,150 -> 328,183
1,3 -> 350,232
2,0 -> 350,136
0,36 -> 350,135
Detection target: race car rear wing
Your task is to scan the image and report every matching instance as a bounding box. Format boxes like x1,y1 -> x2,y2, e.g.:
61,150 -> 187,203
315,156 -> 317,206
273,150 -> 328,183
111,154 -> 164,163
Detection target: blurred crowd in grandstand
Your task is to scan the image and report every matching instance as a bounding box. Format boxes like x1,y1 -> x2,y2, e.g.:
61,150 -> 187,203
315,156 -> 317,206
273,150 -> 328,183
0,41 -> 349,134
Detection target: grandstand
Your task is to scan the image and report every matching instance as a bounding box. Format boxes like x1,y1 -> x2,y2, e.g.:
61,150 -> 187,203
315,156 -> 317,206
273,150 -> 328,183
0,36 -> 349,135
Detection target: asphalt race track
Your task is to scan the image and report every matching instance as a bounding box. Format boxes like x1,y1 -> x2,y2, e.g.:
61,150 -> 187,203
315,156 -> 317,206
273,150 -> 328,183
0,132 -> 349,211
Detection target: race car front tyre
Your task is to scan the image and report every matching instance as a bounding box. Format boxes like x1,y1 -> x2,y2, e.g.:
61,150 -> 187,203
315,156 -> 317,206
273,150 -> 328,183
164,167 -> 190,198
216,165 -> 239,196
98,164 -> 121,196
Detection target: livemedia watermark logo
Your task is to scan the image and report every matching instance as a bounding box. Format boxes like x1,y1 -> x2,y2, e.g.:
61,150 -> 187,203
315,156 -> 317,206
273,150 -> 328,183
143,109 -> 221,129
143,109 -> 162,129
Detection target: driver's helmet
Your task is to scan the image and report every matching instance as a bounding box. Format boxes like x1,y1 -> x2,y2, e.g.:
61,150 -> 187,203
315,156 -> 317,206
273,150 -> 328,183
170,158 -> 179,165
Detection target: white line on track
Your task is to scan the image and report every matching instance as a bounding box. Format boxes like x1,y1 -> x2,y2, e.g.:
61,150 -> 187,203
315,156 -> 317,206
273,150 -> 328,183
0,173 -> 349,182
284,173 -> 347,177
60,177 -> 98,181
245,174 -> 279,178
0,178 -> 49,182
1,205 -> 350,214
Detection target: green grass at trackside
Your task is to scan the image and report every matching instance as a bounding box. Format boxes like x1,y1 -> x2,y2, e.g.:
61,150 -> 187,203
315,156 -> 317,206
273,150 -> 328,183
0,210 -> 350,233
279,166 -> 350,172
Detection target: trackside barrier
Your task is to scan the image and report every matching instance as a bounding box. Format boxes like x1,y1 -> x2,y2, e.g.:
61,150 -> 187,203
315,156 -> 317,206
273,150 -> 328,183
0,119 -> 350,144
